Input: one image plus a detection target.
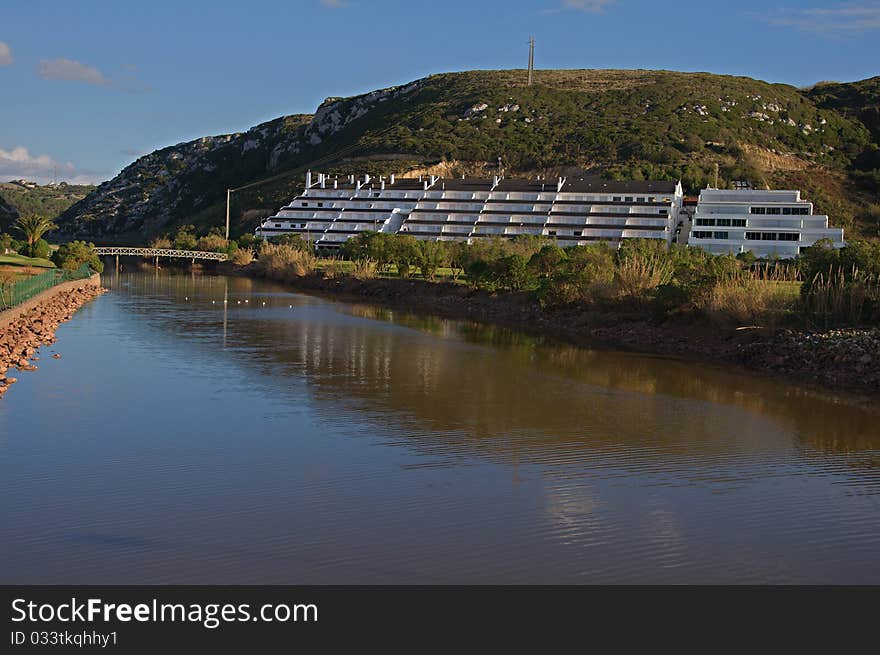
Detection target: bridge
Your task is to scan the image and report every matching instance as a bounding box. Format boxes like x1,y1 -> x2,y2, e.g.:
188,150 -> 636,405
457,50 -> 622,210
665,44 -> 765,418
94,247 -> 229,264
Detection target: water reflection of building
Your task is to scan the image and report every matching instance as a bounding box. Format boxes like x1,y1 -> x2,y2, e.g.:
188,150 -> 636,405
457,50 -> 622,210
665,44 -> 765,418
109,271 -> 880,488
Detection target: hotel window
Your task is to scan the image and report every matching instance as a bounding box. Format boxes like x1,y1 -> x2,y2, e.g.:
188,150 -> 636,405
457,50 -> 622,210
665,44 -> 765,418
274,223 -> 281,228
750,207 -> 766,214
692,231 -> 712,239
302,202 -> 308,207
317,202 -> 324,207
648,197 -> 656,203
746,232 -> 761,240
300,223 -> 306,228
716,219 -> 731,226
713,231 -> 729,239
625,197 -> 634,202
613,196 -> 622,202
783,207 -> 792,215
767,207 -> 781,215
658,209 -> 667,215
778,233 -> 799,241
573,230 -> 582,236
696,218 -> 716,226
548,230 -> 557,236
731,219 -> 747,227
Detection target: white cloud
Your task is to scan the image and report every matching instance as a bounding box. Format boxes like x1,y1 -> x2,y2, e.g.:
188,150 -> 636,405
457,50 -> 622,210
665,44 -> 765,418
559,0 -> 616,12
319,0 -> 349,7
39,58 -> 111,86
0,42 -> 12,66
764,2 -> 880,34
0,146 -> 105,185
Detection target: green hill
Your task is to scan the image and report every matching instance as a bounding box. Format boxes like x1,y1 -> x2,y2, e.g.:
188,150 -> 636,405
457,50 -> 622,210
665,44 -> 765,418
0,192 -> 18,232
56,69 -> 880,242
0,181 -> 95,232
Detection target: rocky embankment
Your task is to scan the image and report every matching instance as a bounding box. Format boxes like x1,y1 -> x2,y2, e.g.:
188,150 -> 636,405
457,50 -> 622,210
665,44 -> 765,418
241,269 -> 880,396
0,284 -> 106,398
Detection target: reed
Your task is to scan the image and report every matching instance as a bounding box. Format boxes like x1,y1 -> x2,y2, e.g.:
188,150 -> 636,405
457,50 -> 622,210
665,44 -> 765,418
613,251 -> 674,305
351,258 -> 377,280
704,275 -> 798,326
803,266 -> 880,326
259,244 -> 317,280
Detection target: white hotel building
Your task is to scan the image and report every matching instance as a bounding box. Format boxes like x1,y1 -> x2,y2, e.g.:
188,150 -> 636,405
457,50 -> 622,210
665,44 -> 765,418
688,189 -> 844,259
256,172 -> 683,250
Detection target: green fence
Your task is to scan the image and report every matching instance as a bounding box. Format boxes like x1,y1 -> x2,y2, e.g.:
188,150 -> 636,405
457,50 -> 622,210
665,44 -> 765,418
0,264 -> 94,310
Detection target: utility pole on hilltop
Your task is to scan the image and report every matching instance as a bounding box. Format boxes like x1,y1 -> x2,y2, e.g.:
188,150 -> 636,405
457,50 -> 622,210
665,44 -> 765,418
527,37 -> 535,86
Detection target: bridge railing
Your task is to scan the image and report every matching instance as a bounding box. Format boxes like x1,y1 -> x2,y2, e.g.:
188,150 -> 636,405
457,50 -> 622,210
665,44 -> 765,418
93,247 -> 228,261
0,263 -> 94,311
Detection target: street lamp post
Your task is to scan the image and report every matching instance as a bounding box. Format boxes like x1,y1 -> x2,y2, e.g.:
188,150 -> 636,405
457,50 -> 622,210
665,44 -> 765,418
225,188 -> 232,240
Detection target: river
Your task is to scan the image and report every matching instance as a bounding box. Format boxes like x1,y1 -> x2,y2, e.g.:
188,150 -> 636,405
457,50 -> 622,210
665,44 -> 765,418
1,269 -> 878,583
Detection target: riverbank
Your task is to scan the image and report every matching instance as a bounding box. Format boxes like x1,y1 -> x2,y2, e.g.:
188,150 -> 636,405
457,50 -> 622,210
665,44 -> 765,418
0,274 -> 105,398
222,263 -> 880,395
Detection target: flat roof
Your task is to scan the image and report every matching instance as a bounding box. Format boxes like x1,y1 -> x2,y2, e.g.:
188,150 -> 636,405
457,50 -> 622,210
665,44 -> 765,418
563,177 -> 677,194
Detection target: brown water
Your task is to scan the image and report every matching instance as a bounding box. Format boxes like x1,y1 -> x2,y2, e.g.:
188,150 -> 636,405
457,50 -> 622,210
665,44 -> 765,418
0,270 -> 878,583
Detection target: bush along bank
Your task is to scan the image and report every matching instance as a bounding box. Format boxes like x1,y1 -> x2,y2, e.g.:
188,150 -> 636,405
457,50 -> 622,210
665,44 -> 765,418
0,280 -> 106,398
233,233 -> 880,394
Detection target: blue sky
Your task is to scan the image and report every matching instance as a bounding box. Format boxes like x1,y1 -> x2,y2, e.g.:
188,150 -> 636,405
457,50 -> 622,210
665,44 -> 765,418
1,0 -> 878,185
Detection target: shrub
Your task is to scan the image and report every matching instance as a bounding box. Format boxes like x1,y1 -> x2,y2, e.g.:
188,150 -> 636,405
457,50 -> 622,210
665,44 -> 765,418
51,241 -> 104,273
173,226 -> 197,251
29,239 -> 51,260
495,254 -> 533,291
150,236 -> 173,249
197,233 -> 229,253
268,233 -> 311,252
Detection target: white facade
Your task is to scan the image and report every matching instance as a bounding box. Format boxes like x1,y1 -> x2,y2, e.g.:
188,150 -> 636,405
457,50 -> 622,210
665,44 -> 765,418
256,172 -> 684,250
687,189 -> 844,259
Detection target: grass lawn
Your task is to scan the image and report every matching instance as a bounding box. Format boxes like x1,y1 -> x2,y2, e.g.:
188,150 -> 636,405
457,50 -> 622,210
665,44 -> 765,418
0,253 -> 56,269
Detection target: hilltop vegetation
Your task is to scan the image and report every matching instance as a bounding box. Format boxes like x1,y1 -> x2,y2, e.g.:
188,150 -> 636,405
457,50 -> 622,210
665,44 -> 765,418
56,69 -> 880,242
0,193 -> 18,232
0,181 -> 94,231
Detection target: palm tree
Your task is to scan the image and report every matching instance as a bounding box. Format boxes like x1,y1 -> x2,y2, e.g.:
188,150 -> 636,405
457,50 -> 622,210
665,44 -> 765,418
15,214 -> 57,257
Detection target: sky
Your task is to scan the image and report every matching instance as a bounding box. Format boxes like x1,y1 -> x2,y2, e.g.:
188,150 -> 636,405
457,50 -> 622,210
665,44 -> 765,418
1,0 -> 878,185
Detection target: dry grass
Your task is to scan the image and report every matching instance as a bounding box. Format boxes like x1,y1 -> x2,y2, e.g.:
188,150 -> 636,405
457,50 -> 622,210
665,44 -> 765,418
321,259 -> 345,279
230,248 -> 254,266
613,253 -> 674,305
704,277 -> 799,326
351,259 -> 377,280
259,244 -> 317,280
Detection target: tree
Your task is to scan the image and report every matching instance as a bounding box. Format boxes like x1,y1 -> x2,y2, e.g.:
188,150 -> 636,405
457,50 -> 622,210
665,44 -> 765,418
51,241 -> 104,273
390,235 -> 419,278
14,214 -> 57,257
416,240 -> 447,280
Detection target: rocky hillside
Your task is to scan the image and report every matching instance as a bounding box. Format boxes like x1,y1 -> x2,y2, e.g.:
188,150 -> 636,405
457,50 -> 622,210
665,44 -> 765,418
57,69 -> 880,242
0,192 -> 19,232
